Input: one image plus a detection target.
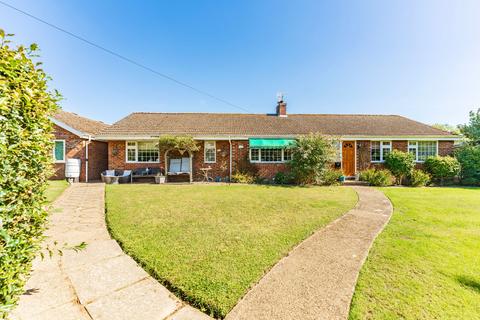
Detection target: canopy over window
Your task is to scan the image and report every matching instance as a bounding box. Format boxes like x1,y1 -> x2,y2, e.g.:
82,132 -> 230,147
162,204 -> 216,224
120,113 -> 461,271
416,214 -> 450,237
249,138 -> 296,148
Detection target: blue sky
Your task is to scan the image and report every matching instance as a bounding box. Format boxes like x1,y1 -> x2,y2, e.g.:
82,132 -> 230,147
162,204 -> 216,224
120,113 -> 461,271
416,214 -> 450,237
1,0 -> 479,125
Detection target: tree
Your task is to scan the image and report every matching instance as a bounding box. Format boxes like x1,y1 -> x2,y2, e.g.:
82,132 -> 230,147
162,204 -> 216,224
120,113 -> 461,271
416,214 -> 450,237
157,135 -> 200,154
455,145 -> 480,185
459,108 -> 480,145
384,150 -> 415,185
289,133 -> 337,185
0,30 -> 60,317
431,123 -> 461,135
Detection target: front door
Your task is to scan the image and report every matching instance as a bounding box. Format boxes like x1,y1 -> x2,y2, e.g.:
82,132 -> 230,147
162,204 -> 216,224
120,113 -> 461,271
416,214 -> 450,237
342,141 -> 355,177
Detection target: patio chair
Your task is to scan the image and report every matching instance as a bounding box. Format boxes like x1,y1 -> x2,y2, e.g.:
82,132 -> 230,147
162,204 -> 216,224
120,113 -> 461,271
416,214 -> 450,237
119,170 -> 132,183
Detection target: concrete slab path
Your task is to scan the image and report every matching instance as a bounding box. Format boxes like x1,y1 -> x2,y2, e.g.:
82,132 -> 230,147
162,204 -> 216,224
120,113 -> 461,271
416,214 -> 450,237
12,183 -> 212,320
226,186 -> 393,320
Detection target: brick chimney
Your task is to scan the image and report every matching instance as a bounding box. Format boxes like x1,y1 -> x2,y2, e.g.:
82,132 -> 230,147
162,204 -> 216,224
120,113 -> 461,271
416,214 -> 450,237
276,93 -> 287,117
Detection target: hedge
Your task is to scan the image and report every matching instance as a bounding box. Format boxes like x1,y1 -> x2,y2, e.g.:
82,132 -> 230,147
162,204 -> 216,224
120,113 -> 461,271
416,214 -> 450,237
0,31 -> 59,317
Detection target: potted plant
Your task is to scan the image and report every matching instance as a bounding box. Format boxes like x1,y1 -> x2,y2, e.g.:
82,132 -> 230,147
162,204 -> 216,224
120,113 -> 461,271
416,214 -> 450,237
155,173 -> 166,184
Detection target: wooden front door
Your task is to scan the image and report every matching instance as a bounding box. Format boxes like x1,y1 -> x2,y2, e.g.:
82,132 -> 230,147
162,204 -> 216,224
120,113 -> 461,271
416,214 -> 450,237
342,141 -> 355,177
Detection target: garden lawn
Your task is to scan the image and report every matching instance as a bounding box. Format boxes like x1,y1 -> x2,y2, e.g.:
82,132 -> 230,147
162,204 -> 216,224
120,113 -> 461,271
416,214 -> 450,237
106,184 -> 356,317
349,187 -> 480,320
44,180 -> 69,203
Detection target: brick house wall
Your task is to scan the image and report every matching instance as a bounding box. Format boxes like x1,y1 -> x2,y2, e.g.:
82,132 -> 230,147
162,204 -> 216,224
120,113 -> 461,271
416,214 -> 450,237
51,124 -> 108,182
106,139 -> 457,181
355,140 -> 456,173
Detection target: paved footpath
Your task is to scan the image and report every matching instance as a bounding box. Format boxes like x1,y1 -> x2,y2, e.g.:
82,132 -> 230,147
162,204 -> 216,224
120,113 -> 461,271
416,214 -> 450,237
226,186 -> 393,320
12,183 -> 212,320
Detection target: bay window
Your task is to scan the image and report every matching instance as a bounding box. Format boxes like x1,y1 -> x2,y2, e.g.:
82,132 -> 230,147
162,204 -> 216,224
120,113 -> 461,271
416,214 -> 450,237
408,141 -> 437,162
126,141 -> 159,163
371,141 -> 391,162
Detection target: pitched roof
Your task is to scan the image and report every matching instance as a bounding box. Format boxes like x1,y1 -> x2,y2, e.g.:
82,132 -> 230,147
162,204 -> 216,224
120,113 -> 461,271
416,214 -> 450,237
52,110 -> 110,136
96,112 -> 456,139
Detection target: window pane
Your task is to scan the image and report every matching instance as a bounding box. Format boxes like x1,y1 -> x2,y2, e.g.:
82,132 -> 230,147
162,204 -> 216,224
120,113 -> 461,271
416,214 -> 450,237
204,141 -> 216,162
371,141 -> 381,162
283,148 -> 292,161
261,148 -> 282,162
137,142 -> 159,162
54,141 -> 64,161
250,148 -> 259,161
418,141 -> 436,161
382,147 -> 391,159
127,148 -> 136,162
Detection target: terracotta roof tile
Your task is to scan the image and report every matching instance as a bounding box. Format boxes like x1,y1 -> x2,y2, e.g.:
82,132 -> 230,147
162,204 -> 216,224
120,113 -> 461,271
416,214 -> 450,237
52,110 -> 110,135
96,112 -> 456,138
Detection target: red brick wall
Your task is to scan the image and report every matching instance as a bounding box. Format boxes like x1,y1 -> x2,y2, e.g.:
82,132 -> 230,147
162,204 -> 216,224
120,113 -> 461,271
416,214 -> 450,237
51,125 -> 109,182
438,141 -> 455,156
88,141 -> 108,181
51,125 -> 86,181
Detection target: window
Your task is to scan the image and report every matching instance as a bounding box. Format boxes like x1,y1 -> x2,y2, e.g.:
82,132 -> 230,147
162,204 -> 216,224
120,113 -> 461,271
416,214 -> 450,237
126,141 -> 159,162
204,141 -> 216,163
126,142 -> 136,162
371,141 -> 391,162
283,148 -> 293,161
249,148 -> 291,163
53,140 -> 65,163
250,148 -> 260,161
408,141 -> 437,162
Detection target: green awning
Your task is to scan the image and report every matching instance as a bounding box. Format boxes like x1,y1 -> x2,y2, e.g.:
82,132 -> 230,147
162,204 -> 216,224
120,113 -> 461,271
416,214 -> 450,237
249,138 -> 296,148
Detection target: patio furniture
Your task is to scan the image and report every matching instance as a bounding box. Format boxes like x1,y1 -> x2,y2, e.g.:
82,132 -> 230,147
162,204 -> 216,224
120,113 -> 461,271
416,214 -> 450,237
200,167 -> 213,182
131,168 -> 163,183
101,170 -> 132,184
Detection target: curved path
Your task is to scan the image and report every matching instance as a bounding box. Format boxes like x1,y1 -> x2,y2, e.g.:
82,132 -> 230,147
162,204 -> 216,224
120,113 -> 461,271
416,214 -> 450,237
226,186 -> 393,320
12,183 -> 212,320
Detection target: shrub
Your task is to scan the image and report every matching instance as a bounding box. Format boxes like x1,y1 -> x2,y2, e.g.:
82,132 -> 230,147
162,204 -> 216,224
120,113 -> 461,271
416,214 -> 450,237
289,133 -> 337,185
231,172 -> 254,184
424,156 -> 461,185
409,169 -> 431,187
359,169 -> 395,187
384,150 -> 415,185
455,145 -> 480,185
320,169 -> 343,186
0,31 -> 60,316
274,171 -> 294,185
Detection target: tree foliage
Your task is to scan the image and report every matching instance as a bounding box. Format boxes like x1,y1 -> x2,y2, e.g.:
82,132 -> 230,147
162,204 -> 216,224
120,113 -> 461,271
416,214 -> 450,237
424,156 -> 461,185
157,135 -> 200,154
384,150 -> 415,185
455,145 -> 480,185
431,123 -> 460,135
0,31 -> 60,316
288,133 -> 337,185
459,108 -> 480,145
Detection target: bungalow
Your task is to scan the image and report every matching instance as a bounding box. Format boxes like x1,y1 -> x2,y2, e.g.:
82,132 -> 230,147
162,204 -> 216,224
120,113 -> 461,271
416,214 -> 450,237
94,99 -> 460,182
51,110 -> 110,182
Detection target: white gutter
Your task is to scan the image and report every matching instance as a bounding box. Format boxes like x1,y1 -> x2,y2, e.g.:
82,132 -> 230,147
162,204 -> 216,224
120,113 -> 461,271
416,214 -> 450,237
95,134 -> 461,141
228,136 -> 232,181
85,135 -> 91,183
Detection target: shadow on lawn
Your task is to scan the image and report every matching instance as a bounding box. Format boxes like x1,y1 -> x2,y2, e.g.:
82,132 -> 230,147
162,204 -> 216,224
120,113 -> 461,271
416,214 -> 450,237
456,275 -> 480,293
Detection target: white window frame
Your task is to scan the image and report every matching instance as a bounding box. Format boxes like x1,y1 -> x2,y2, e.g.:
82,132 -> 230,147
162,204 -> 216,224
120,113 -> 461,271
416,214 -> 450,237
125,141 -> 159,163
408,141 -> 438,162
249,148 -> 291,163
204,141 -> 216,163
53,139 -> 66,163
371,141 -> 392,163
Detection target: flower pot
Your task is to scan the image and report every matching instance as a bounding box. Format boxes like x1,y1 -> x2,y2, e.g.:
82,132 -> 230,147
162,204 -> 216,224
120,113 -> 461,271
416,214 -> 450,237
155,176 -> 166,184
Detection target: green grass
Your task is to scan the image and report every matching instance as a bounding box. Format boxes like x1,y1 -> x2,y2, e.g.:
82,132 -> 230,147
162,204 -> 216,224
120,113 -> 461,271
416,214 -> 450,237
45,180 -> 69,203
349,187 -> 480,320
106,184 -> 357,317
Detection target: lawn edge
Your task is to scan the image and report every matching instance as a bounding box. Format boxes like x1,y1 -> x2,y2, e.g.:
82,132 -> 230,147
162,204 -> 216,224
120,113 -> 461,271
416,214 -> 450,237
104,185 -> 358,319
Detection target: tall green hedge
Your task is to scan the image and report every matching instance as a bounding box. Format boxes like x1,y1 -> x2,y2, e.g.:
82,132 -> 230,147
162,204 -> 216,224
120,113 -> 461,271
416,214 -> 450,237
0,30 -> 59,317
